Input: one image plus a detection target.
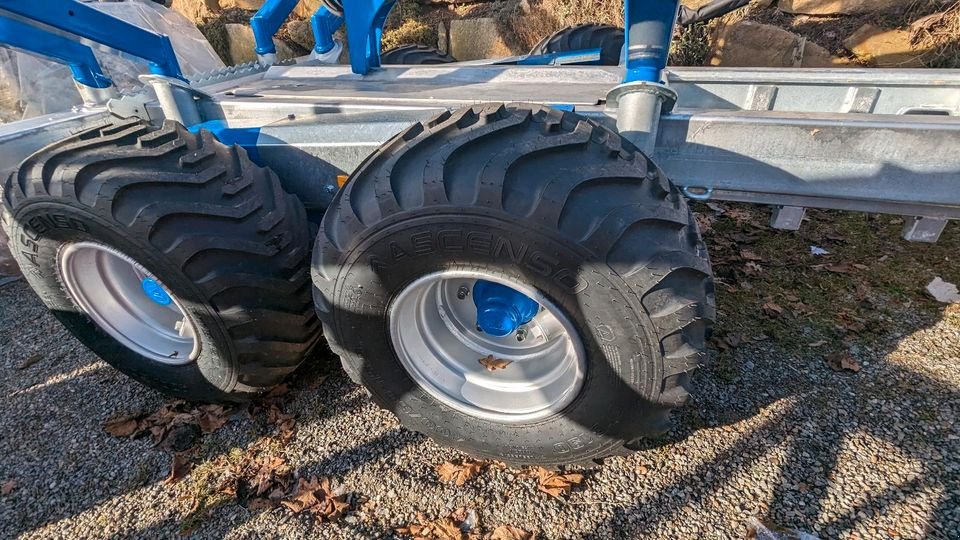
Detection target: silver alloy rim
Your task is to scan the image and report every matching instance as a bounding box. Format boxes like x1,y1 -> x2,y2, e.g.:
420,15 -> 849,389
57,242 -> 199,365
389,271 -> 585,423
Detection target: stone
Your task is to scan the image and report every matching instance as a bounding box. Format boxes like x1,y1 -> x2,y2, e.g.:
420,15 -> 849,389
170,0 -> 219,24
221,0 -> 265,9
709,21 -> 841,68
293,0 -> 323,19
779,0 -> 901,16
287,19 -> 315,51
844,24 -> 925,68
448,18 -> 518,61
438,21 -> 449,54
223,23 -> 297,64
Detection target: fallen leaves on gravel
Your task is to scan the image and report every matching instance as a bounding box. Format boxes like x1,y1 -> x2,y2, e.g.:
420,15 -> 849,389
826,352 -> 861,373
280,476 -> 350,520
15,354 -> 41,370
102,402 -> 232,446
397,508 -> 479,539
527,467 -> 584,498
166,452 -> 194,484
248,384 -> 298,443
489,524 -> 536,539
479,355 -> 512,371
1,479 -> 16,495
436,459 -> 486,486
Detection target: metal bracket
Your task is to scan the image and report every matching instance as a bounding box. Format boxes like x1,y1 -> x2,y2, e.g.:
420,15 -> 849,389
902,216 -> 948,243
140,75 -> 209,126
770,206 -> 806,230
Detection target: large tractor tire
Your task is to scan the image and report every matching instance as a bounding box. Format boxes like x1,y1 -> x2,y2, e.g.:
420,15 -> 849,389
312,104 -> 715,466
381,44 -> 456,65
530,23 -> 625,66
1,118 -> 320,402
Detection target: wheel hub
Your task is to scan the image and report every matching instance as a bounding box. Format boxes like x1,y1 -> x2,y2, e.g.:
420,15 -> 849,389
57,242 -> 199,365
389,271 -> 585,423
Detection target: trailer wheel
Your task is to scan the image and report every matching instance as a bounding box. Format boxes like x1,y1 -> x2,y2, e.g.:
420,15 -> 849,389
530,23 -> 624,66
1,118 -> 320,401
313,104 -> 715,466
381,44 -> 456,64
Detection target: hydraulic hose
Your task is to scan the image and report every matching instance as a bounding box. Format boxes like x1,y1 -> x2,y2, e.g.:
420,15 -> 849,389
678,0 -> 752,26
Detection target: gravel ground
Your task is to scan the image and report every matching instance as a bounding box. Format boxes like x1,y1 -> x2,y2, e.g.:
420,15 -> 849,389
1,233 -> 959,539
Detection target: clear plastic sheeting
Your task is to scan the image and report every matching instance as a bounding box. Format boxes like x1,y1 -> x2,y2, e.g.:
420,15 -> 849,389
0,0 -> 224,123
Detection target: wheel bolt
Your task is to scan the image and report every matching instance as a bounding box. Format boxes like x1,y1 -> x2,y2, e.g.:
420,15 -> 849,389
516,328 -> 527,342
457,286 -> 469,300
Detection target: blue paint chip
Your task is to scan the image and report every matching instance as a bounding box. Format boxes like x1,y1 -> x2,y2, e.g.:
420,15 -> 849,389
141,277 -> 173,306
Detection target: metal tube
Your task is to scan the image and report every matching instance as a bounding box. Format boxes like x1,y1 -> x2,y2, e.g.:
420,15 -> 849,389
623,0 -> 681,83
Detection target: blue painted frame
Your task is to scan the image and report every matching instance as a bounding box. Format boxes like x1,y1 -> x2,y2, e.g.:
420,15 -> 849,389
0,0 -> 185,81
0,15 -> 112,88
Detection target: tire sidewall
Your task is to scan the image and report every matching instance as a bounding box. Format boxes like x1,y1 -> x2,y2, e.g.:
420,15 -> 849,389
327,209 -> 669,463
7,200 -> 240,399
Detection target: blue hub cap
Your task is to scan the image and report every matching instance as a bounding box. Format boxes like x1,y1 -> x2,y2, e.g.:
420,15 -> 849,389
472,280 -> 540,336
141,277 -> 173,306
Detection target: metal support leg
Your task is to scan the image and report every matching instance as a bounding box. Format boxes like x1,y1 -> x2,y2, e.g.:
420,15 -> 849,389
609,0 -> 681,153
250,0 -> 299,65
310,7 -> 344,63
340,0 -> 397,75
142,75 -> 203,127
0,15 -> 117,105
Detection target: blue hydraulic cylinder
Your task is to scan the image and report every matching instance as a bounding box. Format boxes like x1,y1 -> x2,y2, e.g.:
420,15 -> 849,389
250,0 -> 298,56
623,0 -> 681,83
0,15 -> 112,88
473,280 -> 540,337
311,6 -> 343,55
0,0 -> 185,81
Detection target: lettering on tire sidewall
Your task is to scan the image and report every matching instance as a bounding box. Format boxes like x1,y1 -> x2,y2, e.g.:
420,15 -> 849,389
368,228 -> 588,295
15,212 -> 88,270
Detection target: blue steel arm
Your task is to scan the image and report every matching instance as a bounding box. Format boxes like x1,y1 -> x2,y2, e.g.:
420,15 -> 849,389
623,0 -> 681,83
0,0 -> 185,81
250,0 -> 299,57
311,6 -> 343,55
341,0 -> 397,75
0,15 -> 111,88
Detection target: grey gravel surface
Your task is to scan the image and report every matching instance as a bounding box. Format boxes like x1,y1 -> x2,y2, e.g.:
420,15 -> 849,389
1,274 -> 958,539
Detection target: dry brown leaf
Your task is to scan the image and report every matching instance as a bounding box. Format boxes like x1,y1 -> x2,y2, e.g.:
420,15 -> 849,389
825,262 -> 855,274
826,353 -> 861,373
479,355 -> 512,371
166,452 -> 193,484
530,467 -> 584,498
740,249 -> 764,261
247,497 -> 274,511
281,476 -> 349,520
103,414 -> 141,437
397,510 -> 473,540
761,302 -> 783,318
436,459 -> 484,486
1,480 -> 16,495
490,524 -> 536,540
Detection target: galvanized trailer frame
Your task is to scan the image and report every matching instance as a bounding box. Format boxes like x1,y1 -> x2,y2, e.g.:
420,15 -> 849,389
1,0 -> 958,242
